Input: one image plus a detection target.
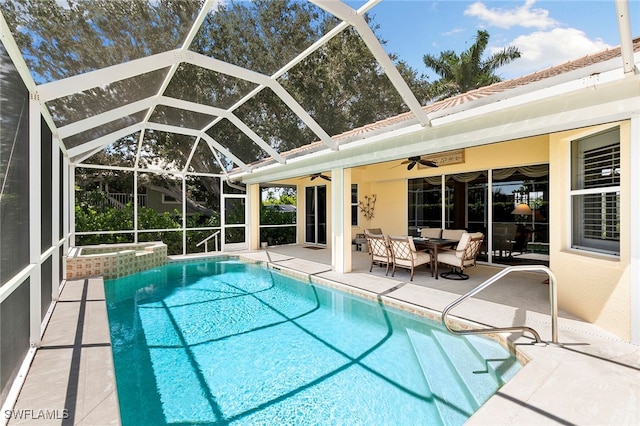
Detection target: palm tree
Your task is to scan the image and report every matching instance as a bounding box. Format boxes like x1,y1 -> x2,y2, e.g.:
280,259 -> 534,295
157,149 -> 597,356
423,30 -> 521,101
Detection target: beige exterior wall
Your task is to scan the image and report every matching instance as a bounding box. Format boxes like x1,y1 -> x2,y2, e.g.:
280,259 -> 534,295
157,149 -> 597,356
549,121 -> 631,340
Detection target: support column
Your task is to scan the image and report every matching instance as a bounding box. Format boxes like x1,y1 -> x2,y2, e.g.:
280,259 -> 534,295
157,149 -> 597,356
28,94 -> 41,347
331,168 -> 352,273
220,178 -> 225,252
182,176 -> 187,255
69,163 -> 75,247
247,183 -> 261,250
51,137 -> 60,299
60,156 -> 70,279
133,171 -> 138,243
630,115 -> 640,345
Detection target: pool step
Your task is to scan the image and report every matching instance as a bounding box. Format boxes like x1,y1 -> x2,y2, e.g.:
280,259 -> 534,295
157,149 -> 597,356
431,329 -> 504,407
406,328 -> 511,425
464,334 -> 522,384
406,328 -> 476,425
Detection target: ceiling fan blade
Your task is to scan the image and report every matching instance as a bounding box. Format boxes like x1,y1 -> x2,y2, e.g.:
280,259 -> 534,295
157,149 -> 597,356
310,174 -> 318,180
407,162 -> 416,170
419,159 -> 438,168
320,175 -> 331,181
400,160 -> 411,165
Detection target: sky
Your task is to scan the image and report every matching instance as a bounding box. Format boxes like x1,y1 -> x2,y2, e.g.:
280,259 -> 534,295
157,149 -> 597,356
353,0 -> 640,80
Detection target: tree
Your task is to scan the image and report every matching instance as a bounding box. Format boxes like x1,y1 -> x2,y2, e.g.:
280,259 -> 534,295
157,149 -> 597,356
423,30 -> 520,101
4,0 -> 431,160
3,0 -> 431,238
195,0 -> 429,157
3,0 -> 429,169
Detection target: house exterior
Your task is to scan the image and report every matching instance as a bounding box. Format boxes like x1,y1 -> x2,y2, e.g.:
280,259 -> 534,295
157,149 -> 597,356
242,39 -> 640,344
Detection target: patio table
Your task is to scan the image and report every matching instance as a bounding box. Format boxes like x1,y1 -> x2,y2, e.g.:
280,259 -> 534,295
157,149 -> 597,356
413,237 -> 458,280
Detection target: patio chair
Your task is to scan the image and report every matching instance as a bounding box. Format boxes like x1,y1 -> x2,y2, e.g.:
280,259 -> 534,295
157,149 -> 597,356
438,232 -> 484,280
442,228 -> 466,241
491,224 -> 532,257
364,233 -> 392,275
441,228 -> 467,249
420,228 -> 442,239
364,228 -> 383,236
387,235 -> 432,281
512,224 -> 533,254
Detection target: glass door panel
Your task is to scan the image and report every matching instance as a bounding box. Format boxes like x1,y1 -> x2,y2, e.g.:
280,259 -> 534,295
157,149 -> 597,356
305,187 -> 315,244
305,186 -> 327,245
491,166 -> 549,266
317,186 -> 327,245
445,172 -> 489,260
408,177 -> 442,236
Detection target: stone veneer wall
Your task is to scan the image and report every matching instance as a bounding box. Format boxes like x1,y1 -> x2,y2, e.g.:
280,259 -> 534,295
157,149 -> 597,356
65,242 -> 167,280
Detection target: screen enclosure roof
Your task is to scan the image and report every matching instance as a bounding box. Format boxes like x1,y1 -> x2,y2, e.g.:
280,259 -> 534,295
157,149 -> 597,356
1,0 -> 638,184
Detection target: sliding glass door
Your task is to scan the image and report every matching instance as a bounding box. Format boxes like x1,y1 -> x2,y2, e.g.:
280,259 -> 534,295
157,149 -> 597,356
492,165 -> 549,266
305,185 -> 327,245
408,164 -> 549,266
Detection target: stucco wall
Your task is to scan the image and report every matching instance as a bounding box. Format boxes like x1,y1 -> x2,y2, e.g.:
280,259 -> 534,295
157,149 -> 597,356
549,121 -> 631,340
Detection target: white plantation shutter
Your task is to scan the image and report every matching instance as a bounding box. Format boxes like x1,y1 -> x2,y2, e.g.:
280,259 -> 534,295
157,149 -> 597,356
571,128 -> 620,254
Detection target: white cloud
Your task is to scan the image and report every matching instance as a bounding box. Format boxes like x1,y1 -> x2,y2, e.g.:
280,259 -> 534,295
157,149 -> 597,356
464,0 -> 558,30
462,0 -> 613,78
443,28 -> 465,36
495,28 -> 611,78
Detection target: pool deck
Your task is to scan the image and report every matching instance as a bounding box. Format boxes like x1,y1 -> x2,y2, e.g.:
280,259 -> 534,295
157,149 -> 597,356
7,246 -> 640,425
7,278 -> 119,426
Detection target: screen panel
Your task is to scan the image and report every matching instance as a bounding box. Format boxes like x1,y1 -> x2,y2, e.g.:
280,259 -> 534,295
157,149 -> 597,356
0,280 -> 30,402
41,117 -> 53,252
0,43 -> 30,286
41,256 -> 53,320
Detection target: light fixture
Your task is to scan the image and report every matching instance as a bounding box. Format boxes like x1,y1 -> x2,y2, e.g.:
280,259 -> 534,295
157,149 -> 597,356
511,203 -> 532,216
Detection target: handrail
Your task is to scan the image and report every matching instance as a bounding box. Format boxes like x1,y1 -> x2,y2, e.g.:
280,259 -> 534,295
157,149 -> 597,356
441,265 -> 558,344
196,230 -> 221,253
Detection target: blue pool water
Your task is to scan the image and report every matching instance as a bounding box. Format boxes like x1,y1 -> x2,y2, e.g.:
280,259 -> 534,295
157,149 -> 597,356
104,259 -> 521,425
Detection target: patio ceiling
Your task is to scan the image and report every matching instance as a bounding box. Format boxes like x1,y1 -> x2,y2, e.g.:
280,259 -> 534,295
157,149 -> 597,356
1,0 -> 638,184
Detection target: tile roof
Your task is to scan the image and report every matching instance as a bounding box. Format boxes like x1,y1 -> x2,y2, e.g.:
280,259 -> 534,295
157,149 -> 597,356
243,37 -> 640,172
335,36 -> 640,141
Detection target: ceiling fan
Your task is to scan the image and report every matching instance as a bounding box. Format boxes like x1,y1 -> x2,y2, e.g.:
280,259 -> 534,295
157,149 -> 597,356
303,173 -> 331,181
401,156 -> 438,170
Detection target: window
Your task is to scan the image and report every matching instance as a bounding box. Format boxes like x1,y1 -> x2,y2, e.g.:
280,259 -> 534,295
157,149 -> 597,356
162,194 -> 180,204
571,127 -> 620,255
351,184 -> 358,226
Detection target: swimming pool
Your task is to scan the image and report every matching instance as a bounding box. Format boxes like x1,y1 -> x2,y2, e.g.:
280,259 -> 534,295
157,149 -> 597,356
104,258 -> 521,425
